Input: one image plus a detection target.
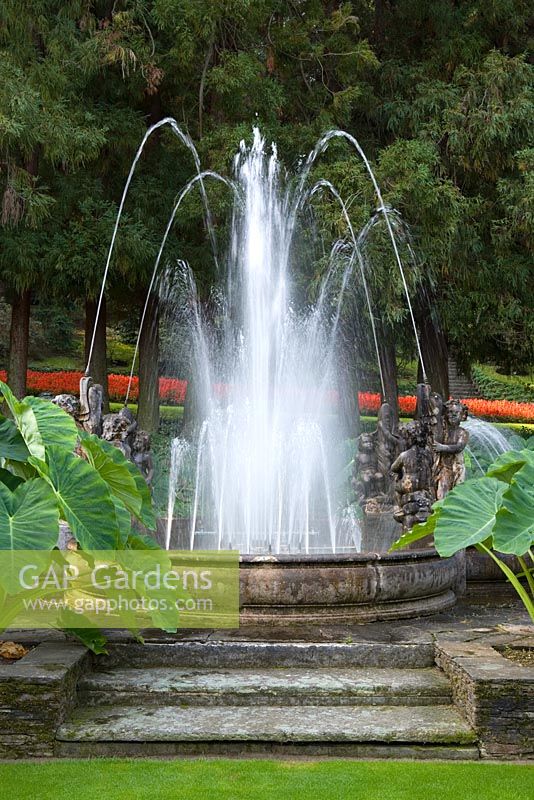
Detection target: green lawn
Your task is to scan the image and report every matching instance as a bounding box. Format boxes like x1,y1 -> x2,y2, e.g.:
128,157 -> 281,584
1,759 -> 532,800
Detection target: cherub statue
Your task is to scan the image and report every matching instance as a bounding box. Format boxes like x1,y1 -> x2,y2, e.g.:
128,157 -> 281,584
102,412 -> 133,459
52,394 -> 80,419
391,420 -> 435,531
376,402 -> 401,501
434,399 -> 469,500
132,430 -> 154,485
101,406 -> 138,459
352,431 -> 382,507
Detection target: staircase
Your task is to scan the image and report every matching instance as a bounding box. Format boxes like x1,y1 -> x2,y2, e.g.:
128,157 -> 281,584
56,641 -> 478,759
448,359 -> 478,399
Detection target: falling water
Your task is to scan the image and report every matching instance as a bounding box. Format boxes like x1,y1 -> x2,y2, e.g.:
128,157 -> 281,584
165,437 -> 191,550
180,129 -> 355,553
464,417 -> 517,476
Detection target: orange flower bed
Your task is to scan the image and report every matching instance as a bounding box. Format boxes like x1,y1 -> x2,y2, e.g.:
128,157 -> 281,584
1,371 -> 533,423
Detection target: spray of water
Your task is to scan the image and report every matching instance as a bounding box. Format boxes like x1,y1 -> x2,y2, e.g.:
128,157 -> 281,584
294,129 -> 428,382
178,129 -> 352,553
85,117 -> 218,375
165,437 -> 191,550
125,170 -> 237,406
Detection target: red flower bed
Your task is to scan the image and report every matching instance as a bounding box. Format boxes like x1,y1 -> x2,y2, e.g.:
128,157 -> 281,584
462,397 -> 534,424
358,391 -> 534,424
2,370 -> 533,423
0,370 -> 188,405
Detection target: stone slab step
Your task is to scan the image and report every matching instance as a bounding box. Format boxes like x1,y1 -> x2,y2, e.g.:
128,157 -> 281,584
80,666 -> 451,707
97,641 -> 434,669
56,704 -> 477,759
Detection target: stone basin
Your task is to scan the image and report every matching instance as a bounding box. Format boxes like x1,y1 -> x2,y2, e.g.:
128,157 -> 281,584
238,549 -> 461,625
155,519 -> 461,625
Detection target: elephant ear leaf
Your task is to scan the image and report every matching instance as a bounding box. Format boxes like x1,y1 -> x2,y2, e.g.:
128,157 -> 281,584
31,446 -> 120,550
0,380 -> 44,459
487,449 -> 534,484
0,415 -> 30,461
24,396 -> 78,452
82,435 -> 156,530
0,382 -> 77,458
433,477 -> 506,557
492,459 -> 534,555
0,468 -> 24,492
390,500 -> 444,552
0,479 -> 59,550
80,434 -> 142,520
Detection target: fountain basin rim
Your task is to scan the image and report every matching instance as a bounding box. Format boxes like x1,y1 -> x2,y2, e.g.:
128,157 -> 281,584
238,548 -> 442,565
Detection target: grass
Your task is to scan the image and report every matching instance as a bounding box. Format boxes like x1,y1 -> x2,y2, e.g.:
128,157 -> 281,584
0,758 -> 532,800
109,402 -> 184,421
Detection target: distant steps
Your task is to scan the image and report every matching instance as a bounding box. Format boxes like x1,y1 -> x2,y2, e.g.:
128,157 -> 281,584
448,359 -> 479,398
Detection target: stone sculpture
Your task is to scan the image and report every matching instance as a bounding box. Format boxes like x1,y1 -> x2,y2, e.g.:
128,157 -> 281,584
391,419 -> 434,531
355,382 -> 469,533
52,394 -> 80,418
434,399 -> 469,500
375,402 -> 401,501
132,430 -> 154,485
101,406 -> 138,460
353,431 -> 382,509
52,377 -> 154,487
353,402 -> 400,512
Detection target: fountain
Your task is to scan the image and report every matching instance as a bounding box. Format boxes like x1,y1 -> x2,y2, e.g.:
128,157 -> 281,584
68,123 -> 519,623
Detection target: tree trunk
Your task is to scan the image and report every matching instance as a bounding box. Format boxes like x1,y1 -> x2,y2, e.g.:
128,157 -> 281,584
377,324 -> 399,429
137,291 -> 160,432
416,289 -> 449,399
339,344 -> 360,439
8,289 -> 31,398
84,295 -> 109,413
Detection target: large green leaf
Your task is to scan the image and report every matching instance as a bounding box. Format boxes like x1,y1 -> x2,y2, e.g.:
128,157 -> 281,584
0,381 -> 45,459
0,382 -> 78,460
0,479 -> 59,550
0,467 -> 23,492
24,395 -> 78,451
0,414 -> 30,461
492,460 -> 534,555
487,449 -> 534,484
80,434 -> 141,519
127,531 -> 162,550
0,380 -> 22,419
85,435 -> 156,530
434,477 -> 506,558
32,446 -> 120,550
389,501 -> 444,552
112,496 -> 132,544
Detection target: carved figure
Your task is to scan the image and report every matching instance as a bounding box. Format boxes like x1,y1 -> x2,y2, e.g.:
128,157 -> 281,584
56,376 -> 154,487
101,405 -> 139,460
434,399 -> 469,500
391,420 -> 435,531
352,431 -> 381,506
376,402 -> 401,501
52,394 -> 80,418
132,430 -> 154,485
102,412 -> 133,459
84,383 -> 103,435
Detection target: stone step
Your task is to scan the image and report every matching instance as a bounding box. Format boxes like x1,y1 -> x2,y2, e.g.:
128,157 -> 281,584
56,703 -> 478,759
97,640 -> 434,670
80,666 -> 452,707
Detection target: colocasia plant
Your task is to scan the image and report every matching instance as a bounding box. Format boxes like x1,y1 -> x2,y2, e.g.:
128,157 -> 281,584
391,445 -> 534,621
0,380 -> 165,650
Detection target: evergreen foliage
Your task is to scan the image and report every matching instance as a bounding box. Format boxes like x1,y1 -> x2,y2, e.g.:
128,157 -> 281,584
0,2 -> 532,391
